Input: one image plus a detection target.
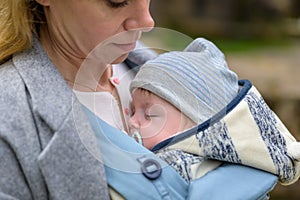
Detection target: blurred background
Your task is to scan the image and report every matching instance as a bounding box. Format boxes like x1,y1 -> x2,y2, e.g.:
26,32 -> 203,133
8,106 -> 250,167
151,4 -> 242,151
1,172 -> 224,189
145,0 -> 300,199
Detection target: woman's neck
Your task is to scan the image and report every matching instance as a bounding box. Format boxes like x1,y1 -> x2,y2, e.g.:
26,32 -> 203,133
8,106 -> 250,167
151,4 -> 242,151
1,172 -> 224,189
39,27 -> 112,92
65,65 -> 115,92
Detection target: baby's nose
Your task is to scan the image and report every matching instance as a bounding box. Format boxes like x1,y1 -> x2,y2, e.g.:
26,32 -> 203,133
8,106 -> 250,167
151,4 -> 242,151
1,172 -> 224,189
128,117 -> 139,132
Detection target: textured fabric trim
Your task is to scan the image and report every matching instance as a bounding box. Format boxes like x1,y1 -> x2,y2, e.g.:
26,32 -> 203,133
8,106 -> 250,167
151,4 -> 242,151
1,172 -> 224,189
244,90 -> 296,183
153,80 -> 300,184
152,79 -> 252,151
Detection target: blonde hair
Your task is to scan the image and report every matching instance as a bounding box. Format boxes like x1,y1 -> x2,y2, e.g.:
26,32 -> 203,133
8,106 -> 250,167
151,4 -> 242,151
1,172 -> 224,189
0,0 -> 44,64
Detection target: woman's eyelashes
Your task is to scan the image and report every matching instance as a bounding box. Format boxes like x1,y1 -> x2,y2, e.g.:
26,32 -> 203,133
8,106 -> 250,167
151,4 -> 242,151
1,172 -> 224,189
106,0 -> 129,8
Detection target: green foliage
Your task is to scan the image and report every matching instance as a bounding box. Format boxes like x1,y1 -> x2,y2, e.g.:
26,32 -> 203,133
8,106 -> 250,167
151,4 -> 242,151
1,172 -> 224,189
203,37 -> 294,53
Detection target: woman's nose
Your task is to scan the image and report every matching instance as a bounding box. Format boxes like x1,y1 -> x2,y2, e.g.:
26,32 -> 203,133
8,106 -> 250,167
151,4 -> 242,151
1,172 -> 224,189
124,1 -> 155,32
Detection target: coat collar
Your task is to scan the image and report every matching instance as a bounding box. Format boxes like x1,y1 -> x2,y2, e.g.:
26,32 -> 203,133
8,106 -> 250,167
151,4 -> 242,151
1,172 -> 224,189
13,37 -> 75,132
12,37 -> 110,199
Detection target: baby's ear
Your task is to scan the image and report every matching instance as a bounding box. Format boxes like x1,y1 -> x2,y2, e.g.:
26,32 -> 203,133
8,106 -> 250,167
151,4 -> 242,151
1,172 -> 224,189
184,38 -> 225,59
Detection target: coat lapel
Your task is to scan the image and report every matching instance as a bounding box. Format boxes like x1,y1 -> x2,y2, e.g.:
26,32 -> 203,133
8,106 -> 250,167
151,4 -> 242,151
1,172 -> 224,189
13,37 -> 109,199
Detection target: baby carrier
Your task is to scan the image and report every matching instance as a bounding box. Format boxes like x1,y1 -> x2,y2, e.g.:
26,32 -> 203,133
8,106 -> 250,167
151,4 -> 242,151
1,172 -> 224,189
82,79 -> 300,200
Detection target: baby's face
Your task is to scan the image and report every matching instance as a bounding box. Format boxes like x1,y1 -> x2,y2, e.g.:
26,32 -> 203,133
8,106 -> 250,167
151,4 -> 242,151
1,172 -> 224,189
128,89 -> 194,149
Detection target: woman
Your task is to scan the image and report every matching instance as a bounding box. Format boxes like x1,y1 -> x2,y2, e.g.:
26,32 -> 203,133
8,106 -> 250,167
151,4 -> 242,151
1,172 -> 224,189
1,1 -> 299,200
0,0 -> 154,199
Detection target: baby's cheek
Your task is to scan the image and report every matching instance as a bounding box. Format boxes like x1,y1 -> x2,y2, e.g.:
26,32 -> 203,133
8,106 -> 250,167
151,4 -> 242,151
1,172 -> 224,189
140,118 -> 166,139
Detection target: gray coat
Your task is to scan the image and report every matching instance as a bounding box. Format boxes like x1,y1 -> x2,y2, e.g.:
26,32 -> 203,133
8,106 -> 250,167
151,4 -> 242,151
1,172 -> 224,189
0,38 -> 110,200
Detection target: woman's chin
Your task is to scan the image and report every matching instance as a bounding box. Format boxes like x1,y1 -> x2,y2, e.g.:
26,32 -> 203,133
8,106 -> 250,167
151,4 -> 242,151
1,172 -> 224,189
112,53 -> 129,64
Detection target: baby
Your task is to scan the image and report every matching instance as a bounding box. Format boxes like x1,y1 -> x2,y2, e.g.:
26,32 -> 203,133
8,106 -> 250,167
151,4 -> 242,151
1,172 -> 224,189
128,38 -> 239,150
126,38 -> 300,185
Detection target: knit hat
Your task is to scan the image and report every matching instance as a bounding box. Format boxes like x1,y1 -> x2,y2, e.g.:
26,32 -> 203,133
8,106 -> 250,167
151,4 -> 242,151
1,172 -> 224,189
130,38 -> 239,124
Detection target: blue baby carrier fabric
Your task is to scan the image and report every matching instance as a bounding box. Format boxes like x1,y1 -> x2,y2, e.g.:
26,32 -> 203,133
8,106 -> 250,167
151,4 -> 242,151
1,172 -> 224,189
83,106 -> 188,199
82,102 -> 278,200
187,163 -> 277,200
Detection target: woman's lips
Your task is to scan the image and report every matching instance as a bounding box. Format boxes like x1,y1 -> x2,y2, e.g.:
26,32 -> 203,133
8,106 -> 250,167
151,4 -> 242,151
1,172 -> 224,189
116,42 -> 137,52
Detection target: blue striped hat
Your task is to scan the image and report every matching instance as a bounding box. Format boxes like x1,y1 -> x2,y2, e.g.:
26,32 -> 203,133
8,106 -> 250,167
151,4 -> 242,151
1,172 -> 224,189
130,38 -> 239,123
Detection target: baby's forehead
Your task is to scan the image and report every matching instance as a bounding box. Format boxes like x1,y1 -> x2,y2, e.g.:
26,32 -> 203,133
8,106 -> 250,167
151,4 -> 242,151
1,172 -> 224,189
134,88 -> 169,105
136,88 -> 152,96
